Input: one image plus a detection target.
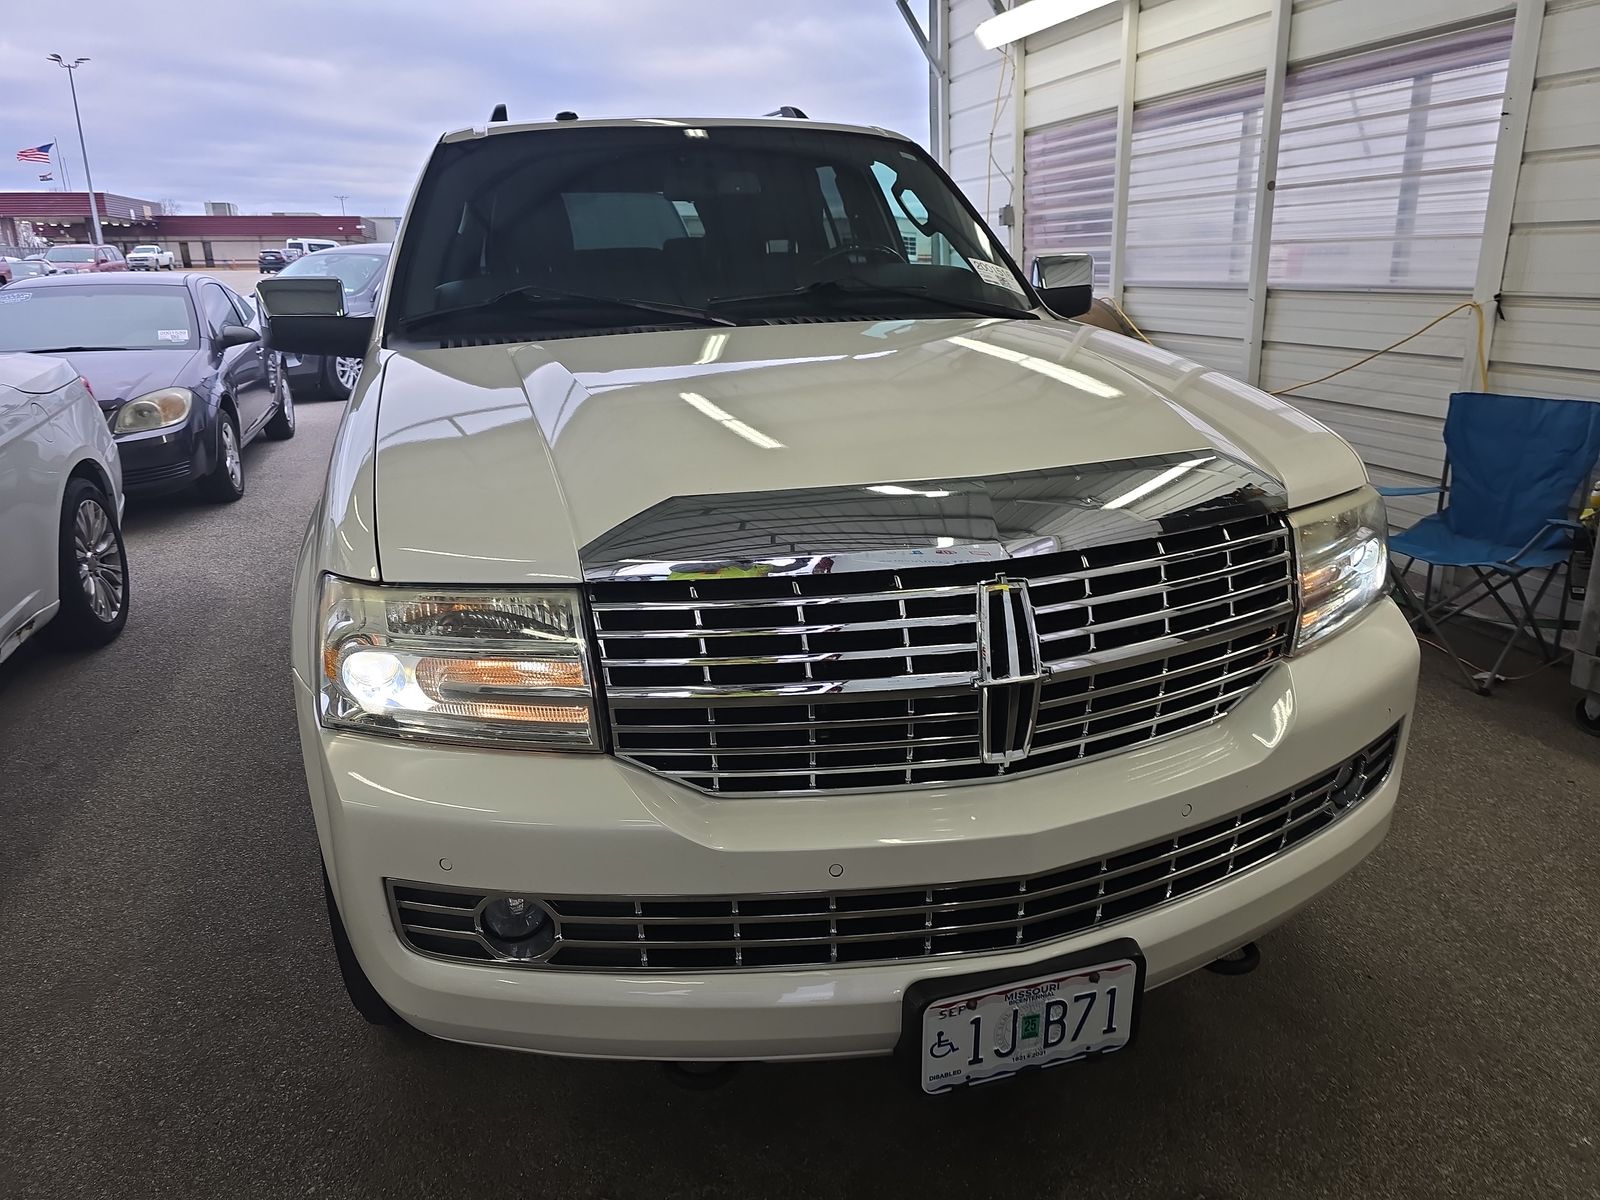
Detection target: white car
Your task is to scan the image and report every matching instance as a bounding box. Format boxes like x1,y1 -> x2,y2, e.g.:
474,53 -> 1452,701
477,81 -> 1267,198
0,353 -> 127,664
127,244 -> 175,271
263,116 -> 1419,1090
284,237 -> 340,262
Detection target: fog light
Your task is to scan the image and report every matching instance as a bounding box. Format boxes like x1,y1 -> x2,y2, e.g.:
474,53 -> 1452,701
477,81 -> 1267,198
482,895 -> 547,941
1329,758 -> 1364,811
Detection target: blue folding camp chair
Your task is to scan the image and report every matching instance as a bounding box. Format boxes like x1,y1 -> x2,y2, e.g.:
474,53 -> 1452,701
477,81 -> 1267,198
1380,392 -> 1600,693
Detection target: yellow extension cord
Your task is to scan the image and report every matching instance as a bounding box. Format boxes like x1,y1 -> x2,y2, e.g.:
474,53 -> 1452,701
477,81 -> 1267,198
1104,299 -> 1490,394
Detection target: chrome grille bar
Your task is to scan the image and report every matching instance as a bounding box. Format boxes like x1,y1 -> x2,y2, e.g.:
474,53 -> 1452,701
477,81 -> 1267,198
591,512 -> 1294,795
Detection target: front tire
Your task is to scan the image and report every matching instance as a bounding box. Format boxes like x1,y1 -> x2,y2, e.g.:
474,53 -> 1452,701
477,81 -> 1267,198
264,366 -> 296,440
196,410 -> 245,502
322,354 -> 364,400
43,478 -> 129,650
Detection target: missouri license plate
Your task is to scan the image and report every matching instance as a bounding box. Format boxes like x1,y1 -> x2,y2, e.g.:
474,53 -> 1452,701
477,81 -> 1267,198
904,942 -> 1144,1094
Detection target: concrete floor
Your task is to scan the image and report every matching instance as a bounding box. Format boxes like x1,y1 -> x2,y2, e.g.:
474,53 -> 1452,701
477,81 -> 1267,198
1,398 -> 1596,1200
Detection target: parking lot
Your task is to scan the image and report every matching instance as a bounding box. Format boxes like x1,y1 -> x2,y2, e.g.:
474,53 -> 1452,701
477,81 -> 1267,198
0,382 -> 1594,1200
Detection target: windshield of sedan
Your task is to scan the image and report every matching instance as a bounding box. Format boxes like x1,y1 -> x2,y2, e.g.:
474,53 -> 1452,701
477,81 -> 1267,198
279,251 -> 386,295
0,285 -> 198,351
45,246 -> 98,263
388,125 -> 1035,337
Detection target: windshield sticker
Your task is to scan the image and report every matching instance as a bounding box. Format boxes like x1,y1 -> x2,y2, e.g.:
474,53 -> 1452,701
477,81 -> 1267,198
970,259 -> 1025,295
0,291 -> 32,304
157,329 -> 190,343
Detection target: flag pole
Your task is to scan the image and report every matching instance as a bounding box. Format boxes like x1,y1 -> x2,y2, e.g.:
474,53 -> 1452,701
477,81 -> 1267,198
54,134 -> 73,191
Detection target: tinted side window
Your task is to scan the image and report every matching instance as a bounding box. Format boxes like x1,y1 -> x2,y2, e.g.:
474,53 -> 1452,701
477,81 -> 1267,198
200,284 -> 237,334
225,287 -> 255,324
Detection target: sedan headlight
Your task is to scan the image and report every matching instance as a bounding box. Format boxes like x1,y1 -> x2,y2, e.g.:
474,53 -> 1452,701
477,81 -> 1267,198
1291,486 -> 1389,652
113,387 -> 193,433
317,576 -> 599,749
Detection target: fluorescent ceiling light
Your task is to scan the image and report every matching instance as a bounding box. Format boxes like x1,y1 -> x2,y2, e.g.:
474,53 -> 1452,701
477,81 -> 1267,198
1102,457 -> 1214,511
867,484 -> 952,499
945,335 -> 1122,399
680,391 -> 783,450
976,0 -> 1119,50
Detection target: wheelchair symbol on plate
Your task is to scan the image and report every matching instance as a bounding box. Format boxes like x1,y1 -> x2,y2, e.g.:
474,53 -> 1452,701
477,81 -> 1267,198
928,1030 -> 959,1058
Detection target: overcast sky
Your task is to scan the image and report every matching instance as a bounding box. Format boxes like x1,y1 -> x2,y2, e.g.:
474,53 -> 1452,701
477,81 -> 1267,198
1,1 -> 932,217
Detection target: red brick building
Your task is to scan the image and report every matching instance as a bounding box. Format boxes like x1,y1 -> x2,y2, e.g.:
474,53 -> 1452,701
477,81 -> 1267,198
0,192 -> 370,265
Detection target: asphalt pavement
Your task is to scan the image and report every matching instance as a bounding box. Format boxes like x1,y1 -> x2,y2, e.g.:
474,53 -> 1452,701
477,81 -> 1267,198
0,395 -> 1596,1200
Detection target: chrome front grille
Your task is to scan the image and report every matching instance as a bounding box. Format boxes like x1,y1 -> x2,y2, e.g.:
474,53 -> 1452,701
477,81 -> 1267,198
589,512 -> 1295,795
388,722 -> 1401,971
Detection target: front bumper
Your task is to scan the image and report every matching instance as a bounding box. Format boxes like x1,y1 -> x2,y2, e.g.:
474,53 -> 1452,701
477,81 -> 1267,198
299,601 -> 1419,1061
115,420 -> 207,495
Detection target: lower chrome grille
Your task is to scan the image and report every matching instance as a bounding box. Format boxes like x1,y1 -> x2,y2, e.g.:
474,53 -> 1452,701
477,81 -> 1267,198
388,722 -> 1400,972
590,512 -> 1295,795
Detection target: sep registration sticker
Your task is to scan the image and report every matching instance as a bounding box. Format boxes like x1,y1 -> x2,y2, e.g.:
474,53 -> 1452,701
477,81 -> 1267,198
157,329 -> 190,343
0,291 -> 31,304
970,259 -> 1025,295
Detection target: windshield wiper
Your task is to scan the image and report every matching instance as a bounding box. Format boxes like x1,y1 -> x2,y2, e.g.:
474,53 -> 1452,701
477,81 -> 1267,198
25,345 -> 156,353
706,278 -> 1036,322
397,285 -> 734,332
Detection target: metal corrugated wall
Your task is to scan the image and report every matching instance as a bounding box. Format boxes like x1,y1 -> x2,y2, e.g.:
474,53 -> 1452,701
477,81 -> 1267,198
937,0 -> 1594,519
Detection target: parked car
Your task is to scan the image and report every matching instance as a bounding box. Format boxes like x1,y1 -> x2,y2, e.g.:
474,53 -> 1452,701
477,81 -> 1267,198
262,115 -> 1418,1088
258,248 -> 289,274
285,237 -> 339,262
0,261 -> 10,288
0,273 -> 294,502
44,244 -> 126,274
6,260 -> 50,283
0,352 -> 127,664
269,243 -> 389,399
127,244 -> 176,271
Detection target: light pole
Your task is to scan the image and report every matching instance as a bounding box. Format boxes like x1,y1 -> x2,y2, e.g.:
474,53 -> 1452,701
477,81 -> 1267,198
48,54 -> 104,246
334,194 -> 349,215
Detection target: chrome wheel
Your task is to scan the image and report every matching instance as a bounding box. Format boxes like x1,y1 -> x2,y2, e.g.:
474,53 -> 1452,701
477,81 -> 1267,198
222,419 -> 242,489
334,356 -> 363,392
73,498 -> 125,622
279,374 -> 295,429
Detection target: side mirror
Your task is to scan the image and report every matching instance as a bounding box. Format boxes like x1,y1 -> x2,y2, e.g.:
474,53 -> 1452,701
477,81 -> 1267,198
257,275 -> 374,358
216,324 -> 260,350
1032,253 -> 1095,320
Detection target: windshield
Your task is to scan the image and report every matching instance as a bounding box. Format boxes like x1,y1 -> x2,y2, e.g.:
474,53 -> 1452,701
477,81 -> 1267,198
9,261 -> 47,278
45,246 -> 97,263
132,246 -> 160,254
388,125 -> 1033,337
0,284 -> 198,351
280,250 -> 385,295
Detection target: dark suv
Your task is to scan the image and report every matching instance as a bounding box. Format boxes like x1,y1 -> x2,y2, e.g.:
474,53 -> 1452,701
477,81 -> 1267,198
258,248 -> 288,274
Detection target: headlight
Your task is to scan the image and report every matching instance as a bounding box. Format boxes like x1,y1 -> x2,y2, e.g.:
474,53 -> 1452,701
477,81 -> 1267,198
317,576 -> 599,749
1291,486 -> 1389,652
113,387 -> 192,433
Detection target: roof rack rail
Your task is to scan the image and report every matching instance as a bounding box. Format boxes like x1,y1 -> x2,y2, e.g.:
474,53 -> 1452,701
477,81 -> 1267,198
764,106 -> 808,119
489,103 -> 508,122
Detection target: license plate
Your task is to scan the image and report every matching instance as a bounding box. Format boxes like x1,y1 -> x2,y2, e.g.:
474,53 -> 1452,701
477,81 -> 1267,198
903,941 -> 1144,1094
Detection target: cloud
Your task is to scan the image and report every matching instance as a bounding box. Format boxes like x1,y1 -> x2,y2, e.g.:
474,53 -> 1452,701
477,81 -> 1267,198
1,1 -> 931,216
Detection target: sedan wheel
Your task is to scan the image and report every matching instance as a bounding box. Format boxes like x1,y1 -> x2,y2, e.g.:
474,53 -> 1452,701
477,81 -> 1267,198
197,412 -> 245,503
334,356 -> 363,394
74,497 -> 125,622
265,366 -> 297,440
44,478 -> 129,649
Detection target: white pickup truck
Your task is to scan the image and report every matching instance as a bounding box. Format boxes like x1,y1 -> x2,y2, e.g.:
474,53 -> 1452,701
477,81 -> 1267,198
126,244 -> 175,271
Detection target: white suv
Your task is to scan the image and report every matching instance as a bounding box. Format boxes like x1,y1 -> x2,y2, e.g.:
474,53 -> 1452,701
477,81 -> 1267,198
262,116 -> 1418,1091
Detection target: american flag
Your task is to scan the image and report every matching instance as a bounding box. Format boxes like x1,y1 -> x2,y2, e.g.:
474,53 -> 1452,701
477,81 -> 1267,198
16,143 -> 53,164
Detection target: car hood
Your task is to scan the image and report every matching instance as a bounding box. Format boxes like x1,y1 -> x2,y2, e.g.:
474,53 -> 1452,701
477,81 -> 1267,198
0,351 -> 78,395
359,317 -> 1366,586
46,348 -> 203,410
